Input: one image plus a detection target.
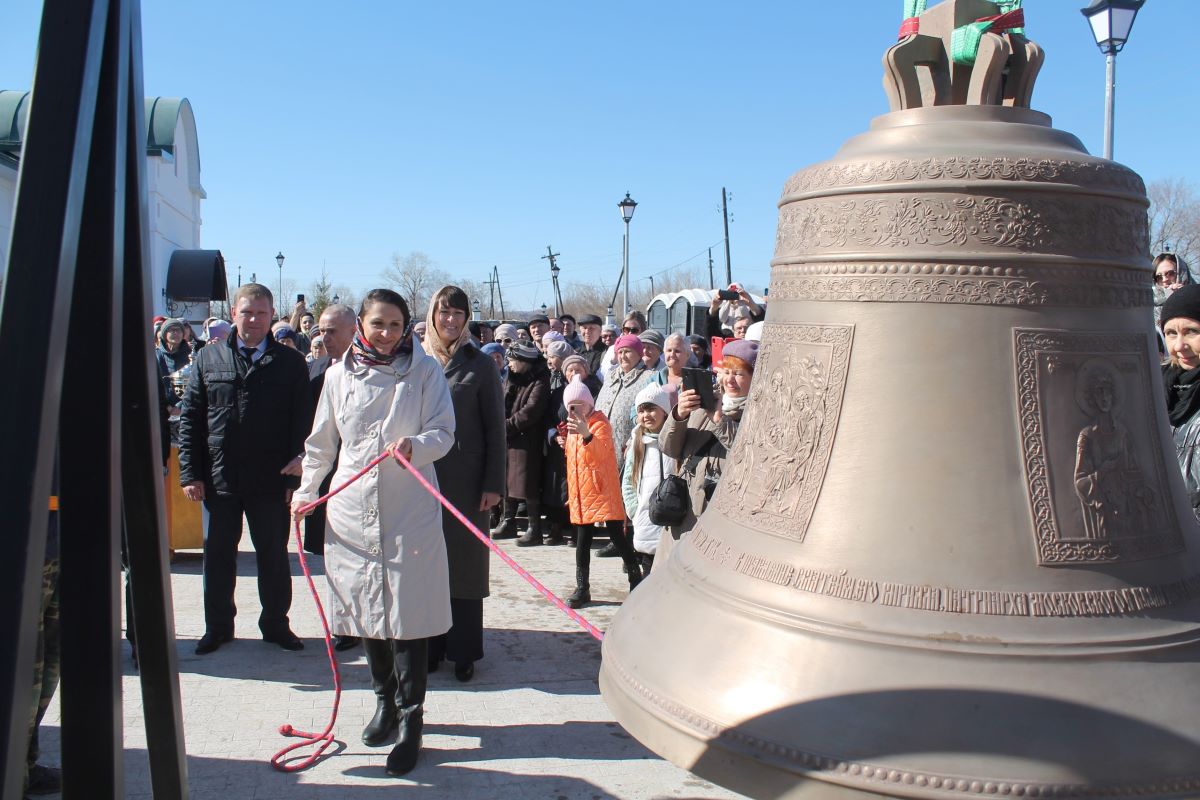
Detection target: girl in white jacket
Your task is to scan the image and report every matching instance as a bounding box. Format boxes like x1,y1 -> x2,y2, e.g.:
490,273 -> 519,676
621,384 -> 676,574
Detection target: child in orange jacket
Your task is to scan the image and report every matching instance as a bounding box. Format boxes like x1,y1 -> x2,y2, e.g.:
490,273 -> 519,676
558,376 -> 643,608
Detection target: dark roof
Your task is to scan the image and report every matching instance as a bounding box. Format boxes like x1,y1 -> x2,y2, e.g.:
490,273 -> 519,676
167,249 -> 227,301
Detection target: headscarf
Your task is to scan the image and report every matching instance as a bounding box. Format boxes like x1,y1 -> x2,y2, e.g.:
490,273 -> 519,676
349,317 -> 413,367
424,301 -> 473,367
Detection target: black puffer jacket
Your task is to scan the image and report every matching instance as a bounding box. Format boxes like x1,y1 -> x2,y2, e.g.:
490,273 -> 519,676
178,332 -> 312,497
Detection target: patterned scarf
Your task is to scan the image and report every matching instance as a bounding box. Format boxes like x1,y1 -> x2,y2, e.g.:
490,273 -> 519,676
350,318 -> 413,367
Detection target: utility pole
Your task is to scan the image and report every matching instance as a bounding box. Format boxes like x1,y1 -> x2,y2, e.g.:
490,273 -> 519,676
487,266 -> 497,319
494,265 -> 507,320
707,248 -> 715,289
542,246 -> 562,316
722,187 -> 733,286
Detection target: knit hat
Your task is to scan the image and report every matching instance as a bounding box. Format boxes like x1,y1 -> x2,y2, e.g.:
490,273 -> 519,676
160,318 -> 185,336
612,333 -> 644,356
602,323 -> 619,335
205,319 -> 232,341
562,376 -> 594,412
481,342 -> 506,357
541,330 -> 567,346
507,341 -> 543,362
1161,284 -> 1200,329
687,334 -> 708,351
639,329 -> 665,350
745,321 -> 764,342
545,340 -> 575,360
634,383 -> 671,415
720,339 -> 759,371
560,354 -> 588,375
273,324 -> 299,344
494,323 -> 519,342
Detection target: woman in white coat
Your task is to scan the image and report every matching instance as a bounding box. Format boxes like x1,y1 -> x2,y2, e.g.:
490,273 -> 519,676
292,288 -> 455,778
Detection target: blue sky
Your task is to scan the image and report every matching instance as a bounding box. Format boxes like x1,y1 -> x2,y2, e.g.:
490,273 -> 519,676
2,1 -> 1195,310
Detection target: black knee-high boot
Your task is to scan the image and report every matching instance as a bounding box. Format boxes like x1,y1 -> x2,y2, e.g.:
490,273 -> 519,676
568,525 -> 593,608
604,520 -> 643,590
386,637 -> 429,777
362,638 -> 399,746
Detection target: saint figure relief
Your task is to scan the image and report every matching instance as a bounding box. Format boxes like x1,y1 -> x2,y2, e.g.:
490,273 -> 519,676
1071,359 -> 1155,540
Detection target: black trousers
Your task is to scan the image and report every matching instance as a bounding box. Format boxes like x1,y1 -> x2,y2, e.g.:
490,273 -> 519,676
576,520 -> 637,571
302,471 -> 334,555
202,492 -> 292,638
428,597 -> 484,665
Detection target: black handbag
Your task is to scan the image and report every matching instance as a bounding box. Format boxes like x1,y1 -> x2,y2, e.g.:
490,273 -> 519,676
647,439 -> 713,527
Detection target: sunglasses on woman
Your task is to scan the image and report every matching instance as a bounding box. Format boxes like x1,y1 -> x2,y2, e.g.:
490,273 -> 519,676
622,326 -> 641,334
1156,270 -> 1178,284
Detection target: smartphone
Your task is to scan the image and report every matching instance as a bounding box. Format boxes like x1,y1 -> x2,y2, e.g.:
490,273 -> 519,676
297,293 -> 305,303
717,288 -> 739,301
682,367 -> 716,411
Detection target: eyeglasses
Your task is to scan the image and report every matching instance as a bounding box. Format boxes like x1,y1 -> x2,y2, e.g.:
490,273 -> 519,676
1157,270 -> 1179,284
501,337 -> 514,344
622,326 -> 641,334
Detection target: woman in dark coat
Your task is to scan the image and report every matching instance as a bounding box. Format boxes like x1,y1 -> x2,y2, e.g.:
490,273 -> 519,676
426,286 -> 507,682
491,342 -> 550,545
538,340 -> 578,546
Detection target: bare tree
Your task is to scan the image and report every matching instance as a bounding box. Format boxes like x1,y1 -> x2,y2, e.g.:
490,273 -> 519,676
1148,178 -> 1200,268
382,251 -> 449,319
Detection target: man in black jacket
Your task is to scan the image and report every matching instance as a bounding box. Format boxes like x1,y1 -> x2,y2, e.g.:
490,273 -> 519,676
576,314 -> 607,377
178,284 -> 313,655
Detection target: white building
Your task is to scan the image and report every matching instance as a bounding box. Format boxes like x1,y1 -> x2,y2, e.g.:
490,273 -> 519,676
0,91 -> 226,324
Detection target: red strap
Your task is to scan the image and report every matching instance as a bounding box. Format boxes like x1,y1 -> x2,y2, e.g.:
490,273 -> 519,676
978,8 -> 1024,33
897,16 -> 920,38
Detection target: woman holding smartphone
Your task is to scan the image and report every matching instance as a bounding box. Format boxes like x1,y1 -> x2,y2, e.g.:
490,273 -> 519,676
658,339 -> 758,561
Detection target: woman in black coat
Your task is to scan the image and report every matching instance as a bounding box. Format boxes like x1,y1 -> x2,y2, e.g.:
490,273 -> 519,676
491,342 -> 550,545
425,287 -> 507,682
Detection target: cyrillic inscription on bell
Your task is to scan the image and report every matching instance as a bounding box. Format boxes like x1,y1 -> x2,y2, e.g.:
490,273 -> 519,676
600,1 -> 1200,798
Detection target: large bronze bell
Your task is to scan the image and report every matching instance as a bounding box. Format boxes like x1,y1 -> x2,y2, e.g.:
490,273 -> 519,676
599,1 -> 1200,797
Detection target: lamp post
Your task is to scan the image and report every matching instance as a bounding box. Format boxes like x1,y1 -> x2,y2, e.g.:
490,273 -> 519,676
540,303 -> 548,319
332,294 -> 340,305
1080,0 -> 1144,160
618,192 -> 637,316
275,251 -> 285,316
550,261 -> 561,317
472,299 -> 481,321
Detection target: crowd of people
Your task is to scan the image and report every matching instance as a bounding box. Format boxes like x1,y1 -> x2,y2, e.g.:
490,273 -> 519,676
141,281 -> 764,778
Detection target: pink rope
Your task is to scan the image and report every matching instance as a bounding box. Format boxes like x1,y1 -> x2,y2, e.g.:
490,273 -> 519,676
272,448 -> 605,771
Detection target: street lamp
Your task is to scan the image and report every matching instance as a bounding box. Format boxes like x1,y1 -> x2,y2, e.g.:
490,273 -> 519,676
275,251 -> 285,316
550,261 -> 561,317
1080,0 -> 1144,160
332,294 -> 340,305
540,303 -> 548,318
618,192 -> 637,316
472,299 -> 481,321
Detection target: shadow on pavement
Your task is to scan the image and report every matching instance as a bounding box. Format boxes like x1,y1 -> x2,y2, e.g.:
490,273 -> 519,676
174,627 -> 604,698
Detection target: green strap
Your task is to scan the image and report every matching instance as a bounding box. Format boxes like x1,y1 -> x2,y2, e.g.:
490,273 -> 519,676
951,0 -> 1024,66
903,0 -> 927,20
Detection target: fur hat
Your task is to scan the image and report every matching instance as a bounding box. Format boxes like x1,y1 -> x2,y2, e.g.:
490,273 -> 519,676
634,383 -> 671,415
612,333 -> 644,356
562,376 -> 595,412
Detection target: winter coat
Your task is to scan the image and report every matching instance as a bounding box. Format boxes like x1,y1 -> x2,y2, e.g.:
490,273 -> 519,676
503,361 -> 550,500
434,343 -> 506,599
564,410 -> 625,525
1171,401 -> 1200,517
594,363 -> 654,475
581,341 -> 608,381
177,333 -> 312,497
658,405 -> 743,538
621,431 -> 677,554
542,372 -> 602,508
294,348 -> 456,641
157,343 -> 192,405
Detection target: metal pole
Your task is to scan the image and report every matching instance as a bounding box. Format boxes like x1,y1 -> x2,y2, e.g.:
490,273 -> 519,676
622,225 -> 630,316
708,247 -> 715,289
722,187 -> 732,285
278,264 -> 283,317
1103,51 -> 1116,160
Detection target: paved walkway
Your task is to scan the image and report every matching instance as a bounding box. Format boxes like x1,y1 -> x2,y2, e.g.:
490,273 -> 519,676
41,526 -> 747,800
